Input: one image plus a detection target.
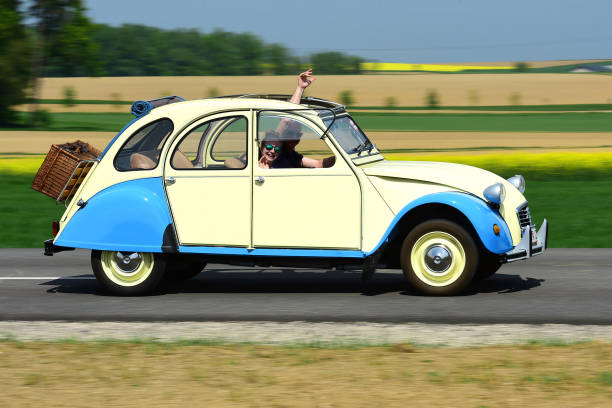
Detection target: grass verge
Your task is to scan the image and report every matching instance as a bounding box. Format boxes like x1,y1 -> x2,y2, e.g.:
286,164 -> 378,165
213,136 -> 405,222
351,111 -> 612,132
350,103 -> 612,111
2,154 -> 611,247
0,340 -> 610,407
2,111 -> 612,132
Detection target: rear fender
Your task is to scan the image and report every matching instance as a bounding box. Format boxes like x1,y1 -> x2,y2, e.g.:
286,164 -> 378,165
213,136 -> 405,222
54,177 -> 173,252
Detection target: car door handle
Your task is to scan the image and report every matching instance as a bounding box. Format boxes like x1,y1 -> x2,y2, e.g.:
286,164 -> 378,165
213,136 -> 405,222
165,177 -> 176,186
254,176 -> 264,185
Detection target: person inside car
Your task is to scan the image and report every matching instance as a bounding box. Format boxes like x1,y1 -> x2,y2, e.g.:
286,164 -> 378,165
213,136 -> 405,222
258,130 -> 283,169
275,69 -> 335,168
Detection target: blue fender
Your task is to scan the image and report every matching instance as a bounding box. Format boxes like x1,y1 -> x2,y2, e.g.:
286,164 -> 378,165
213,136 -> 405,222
55,178 -> 173,252
368,191 -> 514,256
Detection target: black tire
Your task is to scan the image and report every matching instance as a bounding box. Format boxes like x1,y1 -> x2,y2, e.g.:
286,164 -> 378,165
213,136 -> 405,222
91,250 -> 167,296
164,255 -> 206,282
474,252 -> 503,281
400,219 -> 479,296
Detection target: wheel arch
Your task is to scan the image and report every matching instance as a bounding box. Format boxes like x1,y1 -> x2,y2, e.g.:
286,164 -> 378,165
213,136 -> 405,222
377,192 -> 513,267
54,177 -> 173,252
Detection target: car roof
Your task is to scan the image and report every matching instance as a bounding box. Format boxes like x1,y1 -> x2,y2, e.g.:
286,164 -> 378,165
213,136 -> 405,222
137,95 -> 345,122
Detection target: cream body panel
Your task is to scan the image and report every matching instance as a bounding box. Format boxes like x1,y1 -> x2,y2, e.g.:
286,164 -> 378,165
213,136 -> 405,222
362,160 -> 526,245
164,110 -> 252,246
252,171 -> 360,248
164,174 -> 251,246
358,176 -> 396,253
368,176 -> 456,214
252,133 -> 361,249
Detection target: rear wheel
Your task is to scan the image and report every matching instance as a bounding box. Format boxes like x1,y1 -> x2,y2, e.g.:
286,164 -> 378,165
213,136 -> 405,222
91,250 -> 166,295
400,219 -> 478,296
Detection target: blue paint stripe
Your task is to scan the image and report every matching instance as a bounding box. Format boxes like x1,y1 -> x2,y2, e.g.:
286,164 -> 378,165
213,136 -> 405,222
179,245 -> 365,258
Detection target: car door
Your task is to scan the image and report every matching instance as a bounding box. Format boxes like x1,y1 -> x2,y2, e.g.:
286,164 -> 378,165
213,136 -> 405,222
164,111 -> 252,247
252,112 -> 361,249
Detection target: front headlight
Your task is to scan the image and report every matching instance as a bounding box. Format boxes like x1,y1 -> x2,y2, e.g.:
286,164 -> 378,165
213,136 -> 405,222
483,183 -> 505,205
507,174 -> 525,194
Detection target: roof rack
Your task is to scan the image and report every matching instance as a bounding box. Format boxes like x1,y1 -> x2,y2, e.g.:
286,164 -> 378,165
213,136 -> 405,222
212,94 -> 346,113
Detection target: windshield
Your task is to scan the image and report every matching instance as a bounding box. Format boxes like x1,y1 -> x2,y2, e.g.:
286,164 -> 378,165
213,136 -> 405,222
324,115 -> 378,157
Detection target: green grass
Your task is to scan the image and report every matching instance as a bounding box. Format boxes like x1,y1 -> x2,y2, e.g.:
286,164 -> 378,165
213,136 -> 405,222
351,112 -> 612,132
525,179 -> 612,247
0,112 -> 134,132
3,111 -> 612,133
2,154 -> 611,248
529,61 -> 612,73
29,99 -> 132,105
350,103 -> 612,111
0,172 -> 65,247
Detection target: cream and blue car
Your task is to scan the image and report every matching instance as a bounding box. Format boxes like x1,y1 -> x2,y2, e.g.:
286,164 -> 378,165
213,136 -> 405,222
45,95 -> 548,295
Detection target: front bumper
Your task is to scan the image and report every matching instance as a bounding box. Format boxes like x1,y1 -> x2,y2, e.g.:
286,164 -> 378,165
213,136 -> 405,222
44,239 -> 75,256
503,219 -> 548,263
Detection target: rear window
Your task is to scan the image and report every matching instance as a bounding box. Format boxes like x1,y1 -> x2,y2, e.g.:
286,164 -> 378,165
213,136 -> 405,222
114,118 -> 174,171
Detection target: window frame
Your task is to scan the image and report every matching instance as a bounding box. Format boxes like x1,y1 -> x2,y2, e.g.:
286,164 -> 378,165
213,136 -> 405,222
113,117 -> 174,172
256,111 -> 338,169
170,114 -> 249,171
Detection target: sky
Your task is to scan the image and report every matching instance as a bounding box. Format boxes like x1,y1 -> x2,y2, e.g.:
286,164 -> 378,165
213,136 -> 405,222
85,0 -> 612,63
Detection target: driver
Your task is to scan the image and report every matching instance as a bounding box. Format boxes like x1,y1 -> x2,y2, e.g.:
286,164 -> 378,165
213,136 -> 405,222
275,69 -> 335,168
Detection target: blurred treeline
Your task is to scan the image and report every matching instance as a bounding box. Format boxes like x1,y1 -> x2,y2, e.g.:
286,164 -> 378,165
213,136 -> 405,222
0,0 -> 362,125
91,26 -> 363,77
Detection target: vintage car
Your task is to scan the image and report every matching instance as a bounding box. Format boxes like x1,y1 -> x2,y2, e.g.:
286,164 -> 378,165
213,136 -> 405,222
45,95 -> 548,296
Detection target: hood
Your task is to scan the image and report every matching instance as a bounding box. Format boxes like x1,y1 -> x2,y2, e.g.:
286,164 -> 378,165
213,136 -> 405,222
362,160 -> 511,200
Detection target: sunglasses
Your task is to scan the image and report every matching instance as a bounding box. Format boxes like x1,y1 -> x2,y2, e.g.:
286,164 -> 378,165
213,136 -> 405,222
265,144 -> 281,152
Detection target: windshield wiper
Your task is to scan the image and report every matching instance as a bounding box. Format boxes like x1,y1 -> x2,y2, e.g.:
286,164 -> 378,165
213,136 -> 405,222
351,140 -> 374,156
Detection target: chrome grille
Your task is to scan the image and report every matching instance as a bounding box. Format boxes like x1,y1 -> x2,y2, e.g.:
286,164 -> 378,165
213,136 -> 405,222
517,204 -> 532,228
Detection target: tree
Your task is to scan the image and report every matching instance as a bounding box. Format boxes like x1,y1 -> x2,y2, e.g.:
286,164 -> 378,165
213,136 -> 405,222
514,61 -> 529,73
0,0 -> 34,124
29,0 -> 100,77
263,43 -> 292,75
311,52 -> 362,74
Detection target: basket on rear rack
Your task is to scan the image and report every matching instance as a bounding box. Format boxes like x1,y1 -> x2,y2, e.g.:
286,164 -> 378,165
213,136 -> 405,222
32,140 -> 101,204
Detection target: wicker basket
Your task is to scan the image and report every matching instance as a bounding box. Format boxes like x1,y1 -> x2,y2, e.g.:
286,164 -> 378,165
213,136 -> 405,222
32,141 -> 101,200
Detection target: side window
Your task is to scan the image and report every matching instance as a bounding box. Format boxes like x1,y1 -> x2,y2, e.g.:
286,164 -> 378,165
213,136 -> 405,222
172,116 -> 248,170
258,114 -> 335,169
114,118 -> 174,171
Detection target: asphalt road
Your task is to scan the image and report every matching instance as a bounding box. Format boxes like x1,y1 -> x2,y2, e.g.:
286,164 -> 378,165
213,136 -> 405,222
1,248 -> 610,324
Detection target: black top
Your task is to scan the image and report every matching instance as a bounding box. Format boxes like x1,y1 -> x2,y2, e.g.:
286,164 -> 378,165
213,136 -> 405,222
271,150 -> 304,168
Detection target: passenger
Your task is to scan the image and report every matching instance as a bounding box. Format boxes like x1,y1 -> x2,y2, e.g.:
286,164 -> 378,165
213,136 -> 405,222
258,130 -> 283,169
277,69 -> 335,168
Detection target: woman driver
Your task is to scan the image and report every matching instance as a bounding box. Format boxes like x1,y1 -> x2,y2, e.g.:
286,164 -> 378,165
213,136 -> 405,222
258,130 -> 283,169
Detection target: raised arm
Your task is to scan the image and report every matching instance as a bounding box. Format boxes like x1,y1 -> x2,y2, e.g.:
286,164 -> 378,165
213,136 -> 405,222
290,69 -> 315,104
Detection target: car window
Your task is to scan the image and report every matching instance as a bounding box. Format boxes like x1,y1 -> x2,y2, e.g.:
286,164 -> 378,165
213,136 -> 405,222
115,118 -> 174,171
258,114 -> 335,168
172,116 -> 248,170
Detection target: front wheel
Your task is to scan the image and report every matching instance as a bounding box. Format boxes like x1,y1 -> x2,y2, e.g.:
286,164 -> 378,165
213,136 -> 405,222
400,219 -> 478,296
91,250 -> 167,295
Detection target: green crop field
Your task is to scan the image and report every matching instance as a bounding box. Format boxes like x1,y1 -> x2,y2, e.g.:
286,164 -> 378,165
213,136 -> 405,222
351,112 -> 612,132
2,154 -> 611,248
5,111 -> 611,133
350,103 -> 612,111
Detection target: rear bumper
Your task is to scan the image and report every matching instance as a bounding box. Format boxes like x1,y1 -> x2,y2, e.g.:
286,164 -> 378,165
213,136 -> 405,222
44,239 -> 75,256
503,219 -> 548,263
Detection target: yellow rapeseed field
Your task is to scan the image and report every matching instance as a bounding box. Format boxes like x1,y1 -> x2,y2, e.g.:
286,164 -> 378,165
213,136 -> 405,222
361,62 -> 512,72
4,152 -> 611,176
